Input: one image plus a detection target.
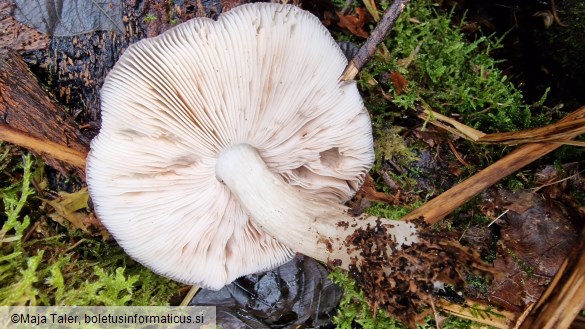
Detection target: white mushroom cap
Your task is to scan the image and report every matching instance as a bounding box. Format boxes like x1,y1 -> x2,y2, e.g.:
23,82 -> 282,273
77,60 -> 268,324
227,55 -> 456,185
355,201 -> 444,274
86,3 -> 374,290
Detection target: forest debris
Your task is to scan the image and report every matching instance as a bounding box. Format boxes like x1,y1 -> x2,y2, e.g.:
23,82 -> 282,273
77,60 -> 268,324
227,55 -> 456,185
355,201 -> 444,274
0,1 -> 49,53
336,7 -> 369,38
403,105 -> 585,224
347,219 -> 499,328
389,71 -> 408,95
518,226 -> 585,329
419,105 -> 585,146
484,189 -> 577,312
44,188 -> 91,232
0,124 -> 87,170
355,173 -> 397,204
341,0 -> 410,80
0,51 -> 89,174
438,300 -> 516,329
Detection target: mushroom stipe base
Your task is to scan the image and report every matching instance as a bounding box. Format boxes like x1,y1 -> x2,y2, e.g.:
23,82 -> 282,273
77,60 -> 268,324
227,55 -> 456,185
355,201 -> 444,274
215,143 -> 420,268
346,219 -> 498,327
217,144 -> 497,327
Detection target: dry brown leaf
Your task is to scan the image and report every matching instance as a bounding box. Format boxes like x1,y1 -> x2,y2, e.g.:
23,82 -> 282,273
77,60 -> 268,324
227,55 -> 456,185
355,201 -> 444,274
503,192 -> 536,214
44,188 -> 90,232
357,173 -> 396,204
389,71 -> 408,95
336,7 -> 369,38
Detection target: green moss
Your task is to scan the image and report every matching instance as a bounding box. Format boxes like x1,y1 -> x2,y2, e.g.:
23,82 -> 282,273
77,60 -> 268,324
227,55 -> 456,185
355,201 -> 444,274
0,146 -> 181,306
366,201 -> 423,220
330,269 -> 494,329
143,13 -> 157,22
358,0 -> 552,134
372,126 -> 419,173
389,1 -> 537,132
330,269 -> 404,329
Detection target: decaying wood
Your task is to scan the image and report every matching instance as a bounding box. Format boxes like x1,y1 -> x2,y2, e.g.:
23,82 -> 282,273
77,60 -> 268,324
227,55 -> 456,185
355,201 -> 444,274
0,123 -> 87,170
0,51 -> 89,174
0,1 -> 49,53
403,105 -> 585,224
518,226 -> 585,329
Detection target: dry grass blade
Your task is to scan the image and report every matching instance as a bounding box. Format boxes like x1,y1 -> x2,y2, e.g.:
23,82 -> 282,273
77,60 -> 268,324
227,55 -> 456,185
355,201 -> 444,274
437,300 -> 516,329
418,106 -> 585,146
418,107 -> 486,141
403,105 -> 585,224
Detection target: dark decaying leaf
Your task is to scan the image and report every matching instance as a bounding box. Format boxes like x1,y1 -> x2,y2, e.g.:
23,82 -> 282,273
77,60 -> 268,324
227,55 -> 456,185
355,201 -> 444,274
14,0 -> 125,36
486,189 -> 578,312
191,255 -> 342,328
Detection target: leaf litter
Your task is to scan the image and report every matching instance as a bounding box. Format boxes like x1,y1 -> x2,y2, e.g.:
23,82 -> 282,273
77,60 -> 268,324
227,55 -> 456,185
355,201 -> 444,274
2,0 -> 584,326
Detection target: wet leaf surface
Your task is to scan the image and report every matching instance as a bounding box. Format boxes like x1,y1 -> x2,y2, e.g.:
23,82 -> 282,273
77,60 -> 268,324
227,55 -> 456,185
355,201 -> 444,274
14,0 -> 125,36
191,255 -> 342,328
0,1 -> 49,53
484,189 -> 579,311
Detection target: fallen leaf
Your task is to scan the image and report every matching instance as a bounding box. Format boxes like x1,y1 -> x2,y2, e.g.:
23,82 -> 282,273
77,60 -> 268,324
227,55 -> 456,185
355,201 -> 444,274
503,192 -> 535,214
356,173 -> 396,204
336,7 -> 369,38
191,255 -> 342,328
13,0 -> 125,36
486,189 -> 578,311
44,188 -> 90,232
389,71 -> 408,95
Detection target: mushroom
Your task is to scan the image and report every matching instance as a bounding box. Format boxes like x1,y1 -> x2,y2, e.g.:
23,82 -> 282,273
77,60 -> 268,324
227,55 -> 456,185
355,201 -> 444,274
87,3 -> 418,290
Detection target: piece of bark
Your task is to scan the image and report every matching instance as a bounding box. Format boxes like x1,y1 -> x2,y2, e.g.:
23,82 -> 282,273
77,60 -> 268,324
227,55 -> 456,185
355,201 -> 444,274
0,1 -> 49,53
0,51 -> 89,174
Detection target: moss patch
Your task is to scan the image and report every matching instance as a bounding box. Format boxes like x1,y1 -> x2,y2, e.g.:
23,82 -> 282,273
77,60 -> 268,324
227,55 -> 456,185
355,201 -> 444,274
0,145 -> 181,306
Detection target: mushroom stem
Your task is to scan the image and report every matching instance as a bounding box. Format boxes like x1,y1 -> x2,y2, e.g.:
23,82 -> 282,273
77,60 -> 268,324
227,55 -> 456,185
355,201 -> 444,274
216,143 -> 419,269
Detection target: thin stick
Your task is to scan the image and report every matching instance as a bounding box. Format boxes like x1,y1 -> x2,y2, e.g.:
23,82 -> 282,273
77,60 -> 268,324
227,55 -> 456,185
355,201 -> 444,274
179,285 -> 200,306
0,123 -> 87,170
341,0 -> 410,81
